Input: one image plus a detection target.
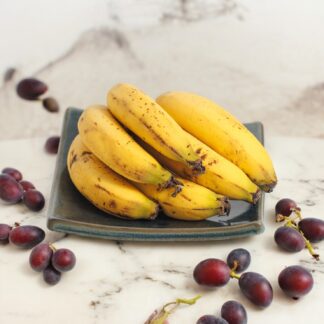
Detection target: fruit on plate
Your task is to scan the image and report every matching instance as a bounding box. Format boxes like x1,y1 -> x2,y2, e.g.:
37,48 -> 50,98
107,83 -> 204,174
134,177 -> 230,221
156,91 -> 277,192
135,132 -> 260,203
78,105 -> 182,194
67,135 -> 158,220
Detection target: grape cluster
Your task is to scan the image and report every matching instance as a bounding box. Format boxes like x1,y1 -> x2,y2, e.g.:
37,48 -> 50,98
193,248 -> 273,310
0,167 -> 45,211
274,198 -> 324,260
16,78 -> 60,113
30,244 -> 76,285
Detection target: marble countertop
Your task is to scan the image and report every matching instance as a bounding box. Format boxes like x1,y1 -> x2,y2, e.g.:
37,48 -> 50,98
0,135 -> 323,324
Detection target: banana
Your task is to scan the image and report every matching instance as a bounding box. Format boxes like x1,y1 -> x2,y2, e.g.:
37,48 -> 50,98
134,177 -> 230,221
107,83 -> 204,174
156,92 -> 277,192
78,105 -> 182,193
135,132 -> 260,203
67,135 -> 158,220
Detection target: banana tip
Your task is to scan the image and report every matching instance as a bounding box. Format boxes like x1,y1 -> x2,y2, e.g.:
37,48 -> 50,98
188,159 -> 205,174
260,181 -> 277,193
221,198 -> 231,216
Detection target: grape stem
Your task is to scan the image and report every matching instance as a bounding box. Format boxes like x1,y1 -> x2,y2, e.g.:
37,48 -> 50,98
230,260 -> 241,280
49,243 -> 57,252
285,220 -> 320,261
144,295 -> 201,324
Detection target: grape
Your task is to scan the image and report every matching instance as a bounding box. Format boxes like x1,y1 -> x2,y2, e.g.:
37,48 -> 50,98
278,265 -> 313,299
43,265 -> 61,285
42,97 -> 59,113
221,300 -> 247,324
275,198 -> 298,218
52,248 -> 76,272
45,136 -> 60,154
16,78 -> 48,100
0,174 -> 24,203
299,218 -> 324,243
19,180 -> 35,192
9,225 -> 45,249
274,226 -> 305,252
196,315 -> 229,324
193,258 -> 230,287
226,249 -> 251,273
29,243 -> 53,272
2,167 -> 23,181
0,224 -> 12,244
23,190 -> 45,211
238,272 -> 273,307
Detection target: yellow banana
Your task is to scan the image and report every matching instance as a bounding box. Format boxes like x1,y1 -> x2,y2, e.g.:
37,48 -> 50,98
78,105 -> 182,193
67,135 -> 158,220
136,132 -> 260,203
107,83 -> 204,174
156,92 -> 277,192
134,177 -> 230,221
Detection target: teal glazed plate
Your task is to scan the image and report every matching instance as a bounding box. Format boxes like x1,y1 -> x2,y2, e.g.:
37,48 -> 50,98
47,108 -> 265,241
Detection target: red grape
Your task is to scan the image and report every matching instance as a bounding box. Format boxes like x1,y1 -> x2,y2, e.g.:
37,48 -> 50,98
278,265 -> 313,299
226,249 -> 251,273
52,248 -> 76,272
221,300 -> 247,324
29,243 -> 53,272
43,265 -> 61,285
196,315 -> 229,324
19,180 -> 35,192
45,136 -> 60,154
238,272 -> 273,307
2,167 -> 23,181
298,218 -> 324,243
23,189 -> 45,211
0,174 -> 23,203
16,78 -> 48,100
193,258 -> 230,287
9,225 -> 45,249
274,226 -> 305,252
0,224 -> 12,244
275,198 -> 298,218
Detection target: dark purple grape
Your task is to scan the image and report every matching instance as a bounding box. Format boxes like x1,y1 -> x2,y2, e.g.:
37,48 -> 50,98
0,224 -> 12,244
42,97 -> 59,113
0,174 -> 23,203
52,248 -> 76,272
19,180 -> 35,192
299,218 -> 324,243
16,78 -> 48,100
238,272 -> 273,307
23,190 -> 45,211
193,258 -> 230,287
226,248 -> 251,273
278,265 -> 313,299
2,167 -> 23,181
43,265 -> 61,285
221,300 -> 247,324
196,315 -> 229,324
29,243 -> 53,272
274,226 -> 305,252
45,136 -> 60,154
9,225 -> 45,249
275,198 -> 298,218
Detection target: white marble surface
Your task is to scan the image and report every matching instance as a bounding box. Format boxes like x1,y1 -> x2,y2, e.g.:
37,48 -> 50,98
0,135 -> 324,324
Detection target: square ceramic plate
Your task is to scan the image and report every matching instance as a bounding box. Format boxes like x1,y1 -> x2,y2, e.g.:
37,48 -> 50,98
47,108 -> 265,241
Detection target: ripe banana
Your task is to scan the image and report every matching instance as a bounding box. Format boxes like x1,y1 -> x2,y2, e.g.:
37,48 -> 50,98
134,177 -> 230,221
156,92 -> 277,192
78,105 -> 182,194
67,135 -> 158,220
136,132 -> 260,203
107,83 -> 204,174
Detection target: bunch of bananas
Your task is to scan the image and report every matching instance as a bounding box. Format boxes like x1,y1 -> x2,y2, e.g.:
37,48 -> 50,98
67,83 -> 277,221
